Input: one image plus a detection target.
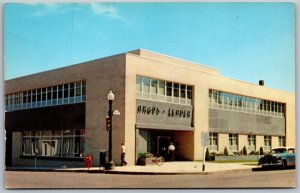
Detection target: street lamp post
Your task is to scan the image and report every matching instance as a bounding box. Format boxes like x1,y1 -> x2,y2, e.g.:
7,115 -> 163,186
107,89 -> 115,169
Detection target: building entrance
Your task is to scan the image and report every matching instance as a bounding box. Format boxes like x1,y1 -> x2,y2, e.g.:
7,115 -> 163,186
136,128 -> 194,162
157,136 -> 171,159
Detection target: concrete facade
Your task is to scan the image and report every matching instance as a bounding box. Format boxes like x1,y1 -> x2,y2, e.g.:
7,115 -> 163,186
5,49 -> 295,167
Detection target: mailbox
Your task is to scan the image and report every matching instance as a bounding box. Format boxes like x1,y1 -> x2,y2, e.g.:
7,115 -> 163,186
84,154 -> 93,169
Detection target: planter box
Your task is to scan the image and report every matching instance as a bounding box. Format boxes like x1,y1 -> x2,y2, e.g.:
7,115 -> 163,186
136,157 -> 154,166
215,155 -> 260,161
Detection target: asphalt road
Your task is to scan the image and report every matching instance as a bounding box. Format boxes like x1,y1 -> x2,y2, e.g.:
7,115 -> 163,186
5,169 -> 296,189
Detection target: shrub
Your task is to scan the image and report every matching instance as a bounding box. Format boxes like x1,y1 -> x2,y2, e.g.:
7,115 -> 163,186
138,152 -> 153,159
205,148 -> 211,161
259,147 -> 264,155
210,153 -> 216,161
242,146 -> 248,155
250,150 -> 260,155
223,147 -> 229,156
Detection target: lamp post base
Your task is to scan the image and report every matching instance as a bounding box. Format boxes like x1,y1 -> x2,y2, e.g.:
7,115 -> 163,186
106,161 -> 115,170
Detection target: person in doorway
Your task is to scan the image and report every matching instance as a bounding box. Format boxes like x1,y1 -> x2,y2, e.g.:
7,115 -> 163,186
168,142 -> 175,161
121,142 -> 127,166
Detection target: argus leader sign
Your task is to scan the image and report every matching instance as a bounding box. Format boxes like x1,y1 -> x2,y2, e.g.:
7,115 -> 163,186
136,99 -> 193,129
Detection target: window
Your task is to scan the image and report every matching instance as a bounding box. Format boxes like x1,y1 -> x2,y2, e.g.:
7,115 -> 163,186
28,91 -> 32,103
208,89 -> 285,118
32,90 -> 36,102
37,89 -> 41,102
288,148 -> 295,154
187,86 -> 192,99
58,85 -> 63,99
180,84 -> 186,99
229,134 -> 238,151
166,82 -> 172,96
136,76 -> 142,92
23,91 -> 27,104
151,79 -> 158,94
136,75 -> 193,105
13,93 -> 18,106
63,84 -> 69,98
158,80 -> 165,95
5,80 -> 86,111
264,136 -> 271,151
47,87 -> 52,101
173,83 -> 179,97
63,130 -> 74,157
209,132 -> 218,151
279,136 -> 286,147
248,135 -> 256,152
142,77 -> 150,93
70,83 -> 75,98
53,86 -> 57,100
75,81 -> 81,96
82,81 -> 86,96
22,129 -> 85,158
42,88 -> 46,101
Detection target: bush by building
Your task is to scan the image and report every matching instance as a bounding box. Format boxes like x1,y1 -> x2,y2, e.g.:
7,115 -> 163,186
259,146 -> 264,155
223,147 -> 229,156
242,146 -> 247,155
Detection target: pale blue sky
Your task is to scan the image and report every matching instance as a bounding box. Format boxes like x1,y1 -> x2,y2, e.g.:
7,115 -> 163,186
4,2 -> 295,92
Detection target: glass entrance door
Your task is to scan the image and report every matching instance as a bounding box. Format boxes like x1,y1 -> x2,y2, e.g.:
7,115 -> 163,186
157,136 -> 170,159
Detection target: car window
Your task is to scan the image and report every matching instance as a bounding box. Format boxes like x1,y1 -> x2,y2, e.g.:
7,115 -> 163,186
288,149 -> 295,154
270,148 -> 287,154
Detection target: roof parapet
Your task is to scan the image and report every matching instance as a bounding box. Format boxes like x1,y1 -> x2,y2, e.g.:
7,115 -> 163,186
128,49 -> 220,75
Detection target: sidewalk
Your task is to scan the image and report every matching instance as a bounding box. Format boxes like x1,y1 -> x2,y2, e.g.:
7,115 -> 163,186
7,161 -> 258,174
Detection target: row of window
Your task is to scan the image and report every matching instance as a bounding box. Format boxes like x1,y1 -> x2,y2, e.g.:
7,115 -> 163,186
5,80 -> 86,111
22,129 -> 85,158
208,132 -> 285,153
136,75 -> 193,105
209,89 -> 285,118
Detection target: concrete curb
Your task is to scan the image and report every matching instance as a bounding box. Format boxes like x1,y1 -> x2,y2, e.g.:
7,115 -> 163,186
6,167 -> 255,175
104,170 -> 209,175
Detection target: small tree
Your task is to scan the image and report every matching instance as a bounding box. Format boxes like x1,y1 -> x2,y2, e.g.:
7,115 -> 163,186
224,146 -> 229,156
242,146 -> 247,155
205,148 -> 211,161
259,146 -> 264,155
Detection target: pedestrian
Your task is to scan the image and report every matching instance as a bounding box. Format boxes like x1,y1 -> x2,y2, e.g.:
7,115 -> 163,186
121,142 -> 127,166
168,142 -> 175,161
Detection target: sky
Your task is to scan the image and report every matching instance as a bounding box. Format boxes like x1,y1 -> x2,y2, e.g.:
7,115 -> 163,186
4,2 -> 295,93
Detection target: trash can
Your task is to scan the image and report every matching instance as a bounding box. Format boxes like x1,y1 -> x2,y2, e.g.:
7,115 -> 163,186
99,149 -> 107,168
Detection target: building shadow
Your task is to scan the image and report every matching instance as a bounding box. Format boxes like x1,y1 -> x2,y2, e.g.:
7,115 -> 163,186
252,166 -> 296,172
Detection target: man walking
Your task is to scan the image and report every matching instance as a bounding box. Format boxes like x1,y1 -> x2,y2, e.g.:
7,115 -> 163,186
168,142 -> 175,161
121,142 -> 127,166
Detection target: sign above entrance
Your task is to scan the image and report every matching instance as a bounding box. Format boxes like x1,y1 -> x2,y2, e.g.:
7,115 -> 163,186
136,99 -> 193,129
137,105 -> 191,119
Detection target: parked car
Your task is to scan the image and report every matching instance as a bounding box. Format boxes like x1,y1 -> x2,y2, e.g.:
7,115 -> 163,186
258,147 -> 296,169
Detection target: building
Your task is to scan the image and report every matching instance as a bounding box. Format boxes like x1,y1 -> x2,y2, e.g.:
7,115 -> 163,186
5,49 -> 295,167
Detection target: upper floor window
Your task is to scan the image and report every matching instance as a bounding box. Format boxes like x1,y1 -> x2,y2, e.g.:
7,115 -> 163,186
136,75 -> 193,105
5,80 -> 86,112
209,89 -> 285,118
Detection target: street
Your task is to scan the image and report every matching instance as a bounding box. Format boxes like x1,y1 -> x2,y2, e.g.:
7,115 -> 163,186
5,169 -> 296,188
